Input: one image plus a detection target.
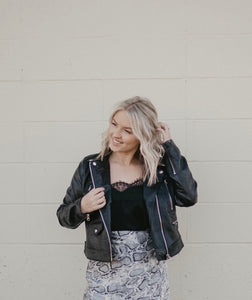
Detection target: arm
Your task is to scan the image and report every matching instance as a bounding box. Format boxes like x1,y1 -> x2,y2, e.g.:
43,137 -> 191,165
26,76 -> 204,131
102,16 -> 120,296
56,160 -> 88,229
162,139 -> 198,207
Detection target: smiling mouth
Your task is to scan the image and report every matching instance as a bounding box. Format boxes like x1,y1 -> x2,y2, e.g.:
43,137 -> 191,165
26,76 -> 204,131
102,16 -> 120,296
112,138 -> 123,145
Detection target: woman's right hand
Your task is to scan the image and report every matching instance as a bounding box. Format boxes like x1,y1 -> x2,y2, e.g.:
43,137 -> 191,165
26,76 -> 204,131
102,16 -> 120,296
80,187 -> 106,213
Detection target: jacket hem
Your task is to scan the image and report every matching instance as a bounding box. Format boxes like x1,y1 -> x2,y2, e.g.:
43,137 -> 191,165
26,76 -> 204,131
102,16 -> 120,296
156,238 -> 184,261
84,244 -> 111,262
169,238 -> 184,257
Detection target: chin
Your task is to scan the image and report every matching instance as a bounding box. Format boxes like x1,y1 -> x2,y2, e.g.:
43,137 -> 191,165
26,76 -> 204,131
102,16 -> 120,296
109,142 -> 119,152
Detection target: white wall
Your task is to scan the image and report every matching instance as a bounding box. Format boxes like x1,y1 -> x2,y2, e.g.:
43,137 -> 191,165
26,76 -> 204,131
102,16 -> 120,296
1,1 -> 252,299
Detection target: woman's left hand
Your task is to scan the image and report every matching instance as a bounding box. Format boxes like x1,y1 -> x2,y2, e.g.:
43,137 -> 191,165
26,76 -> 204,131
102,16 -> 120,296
158,122 -> 172,143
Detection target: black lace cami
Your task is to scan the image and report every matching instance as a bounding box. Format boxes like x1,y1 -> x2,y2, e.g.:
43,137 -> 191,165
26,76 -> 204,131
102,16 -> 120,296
110,178 -> 150,231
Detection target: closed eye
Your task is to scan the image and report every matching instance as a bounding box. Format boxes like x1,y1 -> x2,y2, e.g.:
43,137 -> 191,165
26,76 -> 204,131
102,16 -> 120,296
111,118 -> 132,134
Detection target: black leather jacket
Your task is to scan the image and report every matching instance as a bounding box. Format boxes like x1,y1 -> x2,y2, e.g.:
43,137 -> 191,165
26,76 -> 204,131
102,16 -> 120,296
57,139 -> 198,262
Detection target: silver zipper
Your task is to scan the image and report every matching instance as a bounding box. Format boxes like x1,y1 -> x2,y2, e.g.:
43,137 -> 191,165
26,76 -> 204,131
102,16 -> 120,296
86,185 -> 92,222
89,161 -> 113,262
164,179 -> 173,211
155,195 -> 170,259
168,193 -> 173,211
169,157 -> 176,175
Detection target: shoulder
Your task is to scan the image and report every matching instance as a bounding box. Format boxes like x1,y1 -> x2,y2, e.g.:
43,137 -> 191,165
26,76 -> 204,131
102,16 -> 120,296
78,153 -> 101,168
77,152 -> 110,175
162,139 -> 181,156
74,153 -> 100,169
72,153 -> 100,178
83,153 -> 100,162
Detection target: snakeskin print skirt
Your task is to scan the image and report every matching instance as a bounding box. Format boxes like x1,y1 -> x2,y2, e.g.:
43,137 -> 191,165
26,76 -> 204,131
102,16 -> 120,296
83,230 -> 170,300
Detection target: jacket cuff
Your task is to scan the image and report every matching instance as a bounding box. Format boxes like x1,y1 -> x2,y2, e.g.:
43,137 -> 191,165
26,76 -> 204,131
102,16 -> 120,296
76,198 -> 88,221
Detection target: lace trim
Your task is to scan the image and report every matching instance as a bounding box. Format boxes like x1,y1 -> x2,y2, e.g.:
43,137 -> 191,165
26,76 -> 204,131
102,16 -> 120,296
111,178 -> 143,192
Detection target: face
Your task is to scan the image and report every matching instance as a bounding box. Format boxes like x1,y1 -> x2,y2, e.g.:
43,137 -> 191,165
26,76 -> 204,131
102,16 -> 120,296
108,110 -> 140,155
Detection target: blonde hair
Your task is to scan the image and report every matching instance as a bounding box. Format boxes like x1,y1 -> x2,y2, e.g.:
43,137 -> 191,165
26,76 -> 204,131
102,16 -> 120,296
98,96 -> 164,186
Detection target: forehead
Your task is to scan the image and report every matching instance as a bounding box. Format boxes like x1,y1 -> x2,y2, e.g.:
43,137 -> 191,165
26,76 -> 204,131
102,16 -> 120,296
113,110 -> 132,127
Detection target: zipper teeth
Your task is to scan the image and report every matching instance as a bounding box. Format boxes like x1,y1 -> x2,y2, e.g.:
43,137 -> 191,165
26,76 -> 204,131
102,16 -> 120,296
89,161 -> 96,188
86,185 -> 92,221
155,195 -> 170,259
89,161 -> 113,262
98,211 -> 112,262
168,158 -> 176,175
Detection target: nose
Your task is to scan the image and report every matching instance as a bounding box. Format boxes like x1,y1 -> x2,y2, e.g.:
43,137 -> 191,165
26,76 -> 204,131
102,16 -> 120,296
113,128 -> 122,138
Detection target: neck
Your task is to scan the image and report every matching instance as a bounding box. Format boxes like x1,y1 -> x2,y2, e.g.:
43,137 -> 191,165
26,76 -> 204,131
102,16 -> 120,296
110,151 -> 138,166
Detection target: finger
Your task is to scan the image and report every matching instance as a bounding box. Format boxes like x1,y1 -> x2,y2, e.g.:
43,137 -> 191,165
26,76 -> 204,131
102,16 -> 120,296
94,187 -> 105,192
95,193 -> 105,203
97,196 -> 106,205
95,198 -> 106,210
162,124 -> 170,131
95,190 -> 105,199
96,201 -> 106,209
92,187 -> 105,195
158,122 -> 169,131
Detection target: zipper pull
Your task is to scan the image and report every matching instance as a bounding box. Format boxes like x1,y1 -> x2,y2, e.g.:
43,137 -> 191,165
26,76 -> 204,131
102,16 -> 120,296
86,214 -> 90,221
168,157 -> 176,175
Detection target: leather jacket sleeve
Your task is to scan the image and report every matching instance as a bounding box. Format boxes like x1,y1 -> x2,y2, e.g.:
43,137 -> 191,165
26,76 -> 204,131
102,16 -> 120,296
162,139 -> 198,207
56,159 -> 88,229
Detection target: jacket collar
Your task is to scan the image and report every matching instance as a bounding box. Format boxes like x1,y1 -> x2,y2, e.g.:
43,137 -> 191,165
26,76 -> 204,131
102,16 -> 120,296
88,154 -> 110,187
88,153 -> 165,188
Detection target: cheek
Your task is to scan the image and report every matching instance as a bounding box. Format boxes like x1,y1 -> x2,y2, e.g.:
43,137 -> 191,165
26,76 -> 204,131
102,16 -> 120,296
127,136 -> 139,147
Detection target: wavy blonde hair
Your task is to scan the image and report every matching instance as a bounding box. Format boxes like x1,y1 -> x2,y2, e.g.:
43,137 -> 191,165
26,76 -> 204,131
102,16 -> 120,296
98,96 -> 164,186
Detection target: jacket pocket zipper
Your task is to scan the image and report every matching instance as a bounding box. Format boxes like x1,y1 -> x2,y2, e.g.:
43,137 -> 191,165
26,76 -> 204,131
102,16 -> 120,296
155,195 -> 170,259
164,179 -> 173,211
89,161 -> 113,262
169,157 -> 176,175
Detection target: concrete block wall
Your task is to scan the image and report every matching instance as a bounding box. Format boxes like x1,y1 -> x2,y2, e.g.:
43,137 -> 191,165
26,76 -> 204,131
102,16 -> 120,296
1,1 -> 251,299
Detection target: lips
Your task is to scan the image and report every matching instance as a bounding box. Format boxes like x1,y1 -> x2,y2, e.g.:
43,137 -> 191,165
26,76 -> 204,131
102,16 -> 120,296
111,138 -> 123,146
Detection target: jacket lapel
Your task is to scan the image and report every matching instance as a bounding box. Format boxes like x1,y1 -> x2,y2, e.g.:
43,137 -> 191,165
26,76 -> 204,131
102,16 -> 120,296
89,155 -> 112,232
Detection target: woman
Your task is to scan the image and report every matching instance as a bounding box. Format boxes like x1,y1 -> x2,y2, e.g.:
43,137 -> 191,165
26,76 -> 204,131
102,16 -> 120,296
57,96 -> 198,299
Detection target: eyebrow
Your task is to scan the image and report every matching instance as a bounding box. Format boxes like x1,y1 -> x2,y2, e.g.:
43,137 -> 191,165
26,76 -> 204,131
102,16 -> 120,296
112,118 -> 132,130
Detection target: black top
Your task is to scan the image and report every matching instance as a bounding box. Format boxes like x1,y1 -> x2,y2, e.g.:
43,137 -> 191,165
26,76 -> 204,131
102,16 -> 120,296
110,179 -> 150,231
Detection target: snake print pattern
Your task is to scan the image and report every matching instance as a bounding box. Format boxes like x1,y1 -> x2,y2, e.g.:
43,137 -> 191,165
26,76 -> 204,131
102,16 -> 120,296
83,231 -> 170,300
